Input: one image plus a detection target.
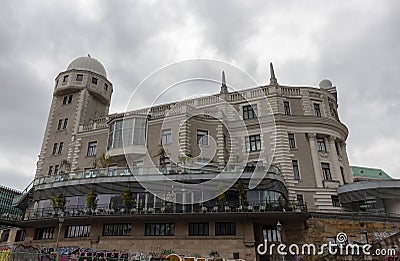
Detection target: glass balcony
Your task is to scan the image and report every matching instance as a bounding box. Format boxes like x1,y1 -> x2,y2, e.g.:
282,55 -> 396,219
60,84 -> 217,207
22,199 -> 307,221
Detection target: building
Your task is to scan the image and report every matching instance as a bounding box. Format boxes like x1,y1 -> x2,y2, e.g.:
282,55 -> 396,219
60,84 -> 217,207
338,166 -> 400,215
3,56 -> 399,260
0,185 -> 22,243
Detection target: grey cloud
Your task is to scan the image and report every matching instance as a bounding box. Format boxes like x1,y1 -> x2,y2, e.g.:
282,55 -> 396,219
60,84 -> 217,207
0,0 -> 399,190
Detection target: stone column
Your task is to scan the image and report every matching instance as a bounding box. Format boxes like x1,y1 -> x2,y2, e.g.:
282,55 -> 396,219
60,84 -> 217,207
216,122 -> 225,168
308,133 -> 323,188
328,136 -> 343,185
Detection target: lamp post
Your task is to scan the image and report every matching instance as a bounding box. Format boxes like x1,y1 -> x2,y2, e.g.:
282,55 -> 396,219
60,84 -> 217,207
55,214 -> 64,260
276,221 -> 285,261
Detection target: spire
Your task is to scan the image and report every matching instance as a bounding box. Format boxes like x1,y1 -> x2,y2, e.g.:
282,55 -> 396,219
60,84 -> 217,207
269,62 -> 278,85
220,70 -> 228,94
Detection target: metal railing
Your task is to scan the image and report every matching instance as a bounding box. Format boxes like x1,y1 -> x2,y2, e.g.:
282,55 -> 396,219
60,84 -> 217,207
33,164 -> 283,186
23,200 -> 307,221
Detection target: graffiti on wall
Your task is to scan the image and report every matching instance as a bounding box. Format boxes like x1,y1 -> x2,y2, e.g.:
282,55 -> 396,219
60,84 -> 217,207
0,244 -> 244,261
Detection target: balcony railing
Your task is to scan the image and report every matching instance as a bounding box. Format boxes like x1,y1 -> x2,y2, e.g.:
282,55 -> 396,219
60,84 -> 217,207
0,212 -> 23,222
34,164 -> 283,186
23,200 -> 307,221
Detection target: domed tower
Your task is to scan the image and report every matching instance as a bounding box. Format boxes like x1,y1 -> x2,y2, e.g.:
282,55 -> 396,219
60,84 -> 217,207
35,56 -> 113,178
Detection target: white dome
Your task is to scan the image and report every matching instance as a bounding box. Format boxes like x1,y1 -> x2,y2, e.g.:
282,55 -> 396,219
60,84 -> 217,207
319,79 -> 333,89
67,56 -> 107,78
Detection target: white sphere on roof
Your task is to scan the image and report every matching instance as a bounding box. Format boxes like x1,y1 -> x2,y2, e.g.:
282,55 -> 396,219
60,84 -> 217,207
67,56 -> 107,78
319,79 -> 333,89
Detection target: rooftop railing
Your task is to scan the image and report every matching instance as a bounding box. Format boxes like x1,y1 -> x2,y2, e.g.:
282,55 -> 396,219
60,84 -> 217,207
23,200 -> 307,221
33,164 -> 283,186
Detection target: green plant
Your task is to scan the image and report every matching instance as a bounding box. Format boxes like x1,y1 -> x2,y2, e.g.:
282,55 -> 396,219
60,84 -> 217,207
236,180 -> 248,205
122,188 -> 133,208
86,187 -> 98,210
98,153 -> 113,168
217,192 -> 226,206
50,193 -> 66,212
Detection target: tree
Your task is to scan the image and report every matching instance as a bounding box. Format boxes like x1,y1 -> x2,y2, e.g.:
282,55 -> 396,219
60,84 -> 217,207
86,187 -> 98,210
50,193 -> 66,213
217,192 -> 226,206
122,188 -> 133,208
98,153 -> 113,168
236,180 -> 248,205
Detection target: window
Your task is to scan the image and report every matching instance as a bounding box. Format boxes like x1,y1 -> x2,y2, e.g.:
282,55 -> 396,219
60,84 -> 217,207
292,160 -> 300,180
145,223 -> 175,236
159,156 -> 171,173
331,195 -> 341,207
108,118 -> 147,150
87,141 -> 97,157
262,227 -> 281,242
91,77 -> 98,85
244,161 -> 257,172
63,118 -> 68,129
68,95 -> 73,104
288,133 -> 296,149
103,224 -> 132,236
189,222 -> 209,236
58,142 -> 64,154
57,119 -> 63,130
62,96 -> 68,105
52,143 -> 58,155
284,101 -> 291,115
76,74 -> 83,81
335,141 -> 341,156
360,232 -> 368,244
65,225 -> 91,238
317,137 -> 326,152
15,230 -> 26,242
161,129 -> 172,144
104,83 -> 108,91
245,134 -> 261,152
215,222 -> 236,236
297,195 -> 304,205
63,75 -> 69,83
322,163 -> 332,180
0,230 -> 10,242
243,104 -> 257,120
48,166 -> 53,176
34,227 -> 54,240
313,103 -> 321,117
197,130 -> 208,145
54,165 -> 59,175
340,166 -> 346,184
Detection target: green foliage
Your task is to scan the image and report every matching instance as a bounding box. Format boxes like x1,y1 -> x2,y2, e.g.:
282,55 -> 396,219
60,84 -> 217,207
86,187 -> 98,210
122,188 -> 133,207
216,183 -> 227,206
217,192 -> 226,206
98,153 -> 113,168
236,180 -> 248,205
50,193 -> 66,211
161,249 -> 175,256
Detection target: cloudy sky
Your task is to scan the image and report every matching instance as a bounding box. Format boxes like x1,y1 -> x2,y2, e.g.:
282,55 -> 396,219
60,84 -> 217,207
0,0 -> 399,190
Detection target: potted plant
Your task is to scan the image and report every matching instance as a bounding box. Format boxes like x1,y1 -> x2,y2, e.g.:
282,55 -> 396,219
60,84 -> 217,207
178,153 -> 192,174
236,180 -> 248,206
86,187 -> 98,214
121,188 -> 133,213
98,153 -> 113,168
50,193 -> 66,215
